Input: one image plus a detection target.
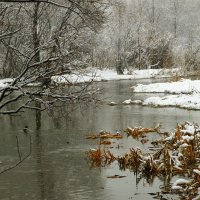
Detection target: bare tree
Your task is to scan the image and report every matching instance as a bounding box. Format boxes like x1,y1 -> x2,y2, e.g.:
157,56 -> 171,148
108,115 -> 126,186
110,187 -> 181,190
116,1 -> 125,74
0,0 -> 109,114
173,0 -> 179,38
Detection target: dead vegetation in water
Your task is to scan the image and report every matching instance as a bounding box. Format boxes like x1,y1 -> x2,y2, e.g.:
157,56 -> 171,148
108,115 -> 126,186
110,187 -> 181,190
86,122 -> 200,199
86,131 -> 123,139
124,123 -> 161,139
107,175 -> 126,178
86,146 -> 116,167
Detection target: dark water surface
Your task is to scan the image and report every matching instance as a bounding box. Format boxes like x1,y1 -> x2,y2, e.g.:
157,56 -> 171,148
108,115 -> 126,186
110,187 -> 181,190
0,78 -> 200,200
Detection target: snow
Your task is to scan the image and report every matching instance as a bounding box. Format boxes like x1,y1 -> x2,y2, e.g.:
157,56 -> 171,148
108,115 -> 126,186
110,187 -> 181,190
172,185 -> 183,190
182,135 -> 194,142
131,78 -> 200,109
164,135 -> 174,141
194,169 -> 200,176
129,68 -> 180,79
174,165 -> 183,170
173,178 -> 191,186
181,124 -> 195,134
132,100 -> 143,104
122,99 -> 133,105
132,79 -> 200,94
122,99 -> 142,105
0,68 -> 180,88
89,148 -> 97,152
0,78 -> 13,88
52,68 -> 180,84
139,93 -> 200,110
179,143 -> 190,148
52,73 -> 101,84
130,78 -> 200,110
1,68 -> 200,111
108,101 -> 117,106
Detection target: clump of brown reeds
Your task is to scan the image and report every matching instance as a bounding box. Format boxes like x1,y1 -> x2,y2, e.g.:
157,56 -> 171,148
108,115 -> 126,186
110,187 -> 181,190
124,127 -> 158,138
118,148 -> 143,171
87,146 -> 116,167
86,122 -> 200,199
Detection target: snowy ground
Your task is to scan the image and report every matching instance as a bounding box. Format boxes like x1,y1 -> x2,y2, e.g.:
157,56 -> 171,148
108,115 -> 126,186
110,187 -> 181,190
142,94 -> 200,110
132,79 -> 200,94
0,68 -> 180,89
0,78 -> 13,88
51,68 -> 180,84
128,79 -> 200,110
2,68 -> 200,110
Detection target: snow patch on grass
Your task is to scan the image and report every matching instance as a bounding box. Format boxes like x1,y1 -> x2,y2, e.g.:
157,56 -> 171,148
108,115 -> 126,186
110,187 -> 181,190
131,79 -> 200,110
52,68 -> 180,84
0,68 -> 181,88
0,78 -> 13,88
142,94 -> 200,110
132,79 -> 200,94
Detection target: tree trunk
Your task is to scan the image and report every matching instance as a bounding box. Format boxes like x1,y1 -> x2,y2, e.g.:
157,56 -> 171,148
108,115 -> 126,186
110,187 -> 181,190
33,2 -> 40,63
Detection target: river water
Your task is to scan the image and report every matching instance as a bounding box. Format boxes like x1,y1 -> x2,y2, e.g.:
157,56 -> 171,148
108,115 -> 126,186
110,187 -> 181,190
0,78 -> 200,200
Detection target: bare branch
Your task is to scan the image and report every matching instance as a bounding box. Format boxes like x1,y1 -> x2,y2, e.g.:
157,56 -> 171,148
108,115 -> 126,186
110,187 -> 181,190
0,0 -> 71,9
0,134 -> 32,175
0,27 -> 23,40
0,0 -> 106,115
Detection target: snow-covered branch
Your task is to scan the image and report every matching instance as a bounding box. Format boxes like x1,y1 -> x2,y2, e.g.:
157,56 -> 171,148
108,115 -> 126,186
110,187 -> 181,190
0,0 -> 107,114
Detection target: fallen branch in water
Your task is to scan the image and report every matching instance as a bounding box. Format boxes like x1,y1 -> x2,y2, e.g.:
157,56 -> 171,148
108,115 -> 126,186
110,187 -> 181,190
0,134 -> 32,175
86,131 -> 123,139
107,175 -> 126,179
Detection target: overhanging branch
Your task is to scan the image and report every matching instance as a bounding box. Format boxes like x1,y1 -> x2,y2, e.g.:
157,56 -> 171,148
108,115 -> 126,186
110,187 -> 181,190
0,0 -> 71,9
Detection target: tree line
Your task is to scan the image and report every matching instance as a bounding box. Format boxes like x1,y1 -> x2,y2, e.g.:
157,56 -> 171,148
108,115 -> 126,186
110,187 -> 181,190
1,0 -> 200,114
0,0 -> 109,114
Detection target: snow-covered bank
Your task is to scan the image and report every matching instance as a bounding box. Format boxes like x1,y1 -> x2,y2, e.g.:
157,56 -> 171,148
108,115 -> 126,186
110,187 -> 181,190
130,78 -> 200,110
132,79 -> 200,94
0,68 -> 181,89
0,68 -> 179,89
142,94 -> 200,110
0,78 -> 13,88
52,68 -> 180,84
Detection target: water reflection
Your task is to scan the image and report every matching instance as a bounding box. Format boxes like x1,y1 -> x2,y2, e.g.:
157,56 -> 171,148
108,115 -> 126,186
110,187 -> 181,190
0,78 -> 200,200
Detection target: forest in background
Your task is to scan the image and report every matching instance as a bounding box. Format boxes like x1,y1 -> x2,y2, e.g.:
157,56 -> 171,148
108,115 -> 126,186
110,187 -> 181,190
1,0 -> 200,78
94,0 -> 200,74
0,0 -> 109,114
1,0 -> 200,114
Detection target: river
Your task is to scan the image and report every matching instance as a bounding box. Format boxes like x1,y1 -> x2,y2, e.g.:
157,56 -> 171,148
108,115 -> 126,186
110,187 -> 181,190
0,78 -> 200,200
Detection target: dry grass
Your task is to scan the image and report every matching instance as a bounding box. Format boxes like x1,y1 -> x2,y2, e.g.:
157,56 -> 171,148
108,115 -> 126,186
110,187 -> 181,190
86,122 -> 200,199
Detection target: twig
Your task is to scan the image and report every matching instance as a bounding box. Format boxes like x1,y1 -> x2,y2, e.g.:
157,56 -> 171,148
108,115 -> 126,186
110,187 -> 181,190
16,135 -> 22,161
0,135 -> 32,175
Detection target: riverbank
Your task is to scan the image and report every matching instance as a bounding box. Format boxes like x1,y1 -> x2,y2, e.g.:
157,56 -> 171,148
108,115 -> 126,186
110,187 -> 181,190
52,68 -> 180,84
129,79 -> 200,110
0,68 -> 180,88
1,77 -> 200,200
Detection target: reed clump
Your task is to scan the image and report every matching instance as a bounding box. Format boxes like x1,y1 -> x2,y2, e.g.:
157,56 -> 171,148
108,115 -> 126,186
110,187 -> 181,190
86,122 -> 200,199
